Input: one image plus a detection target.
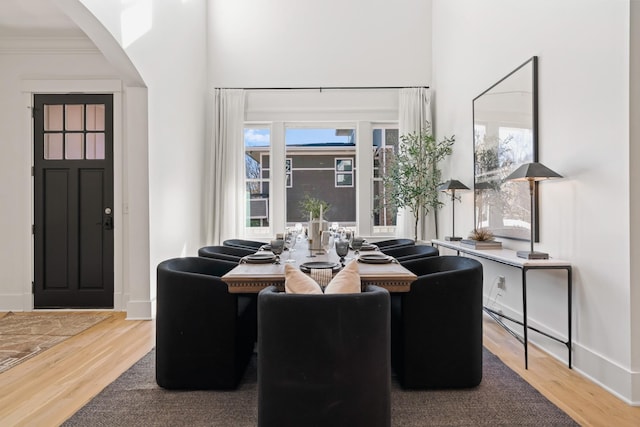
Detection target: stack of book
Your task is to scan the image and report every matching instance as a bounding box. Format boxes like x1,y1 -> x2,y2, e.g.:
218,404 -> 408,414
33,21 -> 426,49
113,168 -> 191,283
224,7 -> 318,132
460,239 -> 502,249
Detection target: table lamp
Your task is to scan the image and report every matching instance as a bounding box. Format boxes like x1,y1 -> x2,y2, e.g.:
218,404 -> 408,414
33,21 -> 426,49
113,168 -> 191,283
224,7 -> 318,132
505,162 -> 562,259
438,179 -> 470,241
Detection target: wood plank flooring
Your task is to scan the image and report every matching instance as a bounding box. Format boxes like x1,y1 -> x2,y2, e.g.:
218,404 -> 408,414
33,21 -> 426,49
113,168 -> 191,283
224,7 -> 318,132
0,311 -> 638,426
0,312 -> 154,426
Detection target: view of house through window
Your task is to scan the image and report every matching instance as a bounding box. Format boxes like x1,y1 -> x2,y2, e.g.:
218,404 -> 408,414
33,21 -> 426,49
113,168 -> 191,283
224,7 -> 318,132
373,127 -> 398,233
285,128 -> 356,226
244,123 -> 399,238
244,127 -> 271,236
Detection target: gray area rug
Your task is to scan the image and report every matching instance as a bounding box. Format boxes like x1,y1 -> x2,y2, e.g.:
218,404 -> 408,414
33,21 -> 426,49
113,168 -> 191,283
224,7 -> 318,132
64,348 -> 578,426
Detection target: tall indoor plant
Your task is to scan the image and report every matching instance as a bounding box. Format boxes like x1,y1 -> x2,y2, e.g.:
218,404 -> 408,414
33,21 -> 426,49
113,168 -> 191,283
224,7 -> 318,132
384,126 -> 455,241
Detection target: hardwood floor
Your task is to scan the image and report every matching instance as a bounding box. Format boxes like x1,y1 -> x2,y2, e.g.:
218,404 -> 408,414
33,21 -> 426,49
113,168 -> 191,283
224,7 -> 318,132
0,311 -> 639,426
0,312 -> 154,426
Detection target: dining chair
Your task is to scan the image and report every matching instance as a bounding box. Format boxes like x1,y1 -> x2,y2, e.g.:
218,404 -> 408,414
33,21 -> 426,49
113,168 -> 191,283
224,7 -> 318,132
222,239 -> 265,250
198,245 -> 256,263
393,255 -> 483,389
373,238 -> 415,250
381,244 -> 439,263
156,257 -> 256,390
257,285 -> 391,427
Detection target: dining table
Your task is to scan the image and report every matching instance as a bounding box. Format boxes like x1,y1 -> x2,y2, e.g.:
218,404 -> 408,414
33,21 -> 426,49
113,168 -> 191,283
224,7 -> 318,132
221,240 -> 417,293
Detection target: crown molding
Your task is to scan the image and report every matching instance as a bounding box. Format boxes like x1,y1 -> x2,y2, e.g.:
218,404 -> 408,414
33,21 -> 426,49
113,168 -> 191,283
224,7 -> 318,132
0,35 -> 100,54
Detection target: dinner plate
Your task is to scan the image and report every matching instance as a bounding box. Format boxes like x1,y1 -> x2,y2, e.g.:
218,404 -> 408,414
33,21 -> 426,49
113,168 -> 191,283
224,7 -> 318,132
299,261 -> 341,273
357,253 -> 394,264
244,253 -> 276,264
359,243 -> 378,251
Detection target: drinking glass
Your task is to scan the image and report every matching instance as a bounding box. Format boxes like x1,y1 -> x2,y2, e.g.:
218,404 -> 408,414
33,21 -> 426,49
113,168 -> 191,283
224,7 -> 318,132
270,239 -> 285,264
284,231 -> 297,262
335,238 -> 350,265
321,231 -> 334,255
351,237 -> 365,256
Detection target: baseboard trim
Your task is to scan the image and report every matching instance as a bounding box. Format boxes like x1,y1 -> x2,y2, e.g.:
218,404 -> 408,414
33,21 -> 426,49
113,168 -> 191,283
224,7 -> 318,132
486,298 -> 638,404
0,293 -> 29,311
126,298 -> 154,320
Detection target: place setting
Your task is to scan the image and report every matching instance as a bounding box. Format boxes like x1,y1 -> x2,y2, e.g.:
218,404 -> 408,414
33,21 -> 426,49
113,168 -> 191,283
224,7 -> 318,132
240,252 -> 276,264
240,239 -> 285,264
357,252 -> 396,264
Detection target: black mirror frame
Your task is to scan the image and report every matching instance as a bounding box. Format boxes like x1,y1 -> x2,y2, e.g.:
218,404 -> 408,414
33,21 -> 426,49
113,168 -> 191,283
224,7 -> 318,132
472,56 -> 539,242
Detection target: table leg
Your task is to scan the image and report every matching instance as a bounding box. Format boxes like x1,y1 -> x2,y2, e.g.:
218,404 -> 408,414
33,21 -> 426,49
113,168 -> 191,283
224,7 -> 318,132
522,268 -> 528,369
568,267 -> 572,369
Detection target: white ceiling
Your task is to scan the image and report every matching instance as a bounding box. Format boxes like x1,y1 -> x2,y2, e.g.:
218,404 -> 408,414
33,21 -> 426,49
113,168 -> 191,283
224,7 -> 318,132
0,0 -> 83,36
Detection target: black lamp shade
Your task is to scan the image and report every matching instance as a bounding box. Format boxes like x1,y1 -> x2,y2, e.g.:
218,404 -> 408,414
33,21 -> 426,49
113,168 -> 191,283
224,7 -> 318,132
438,179 -> 470,192
505,162 -> 563,182
504,162 -> 562,260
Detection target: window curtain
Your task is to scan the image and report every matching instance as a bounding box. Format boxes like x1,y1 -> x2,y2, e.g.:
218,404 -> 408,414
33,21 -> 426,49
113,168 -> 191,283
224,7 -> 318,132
397,87 -> 433,241
205,89 -> 246,245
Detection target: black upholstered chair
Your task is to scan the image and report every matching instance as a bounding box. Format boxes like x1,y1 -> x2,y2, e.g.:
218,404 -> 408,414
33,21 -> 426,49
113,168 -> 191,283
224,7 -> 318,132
381,244 -> 439,263
223,238 -> 265,250
156,257 -> 256,390
198,245 -> 255,263
373,238 -> 415,250
258,285 -> 391,427
392,255 -> 483,389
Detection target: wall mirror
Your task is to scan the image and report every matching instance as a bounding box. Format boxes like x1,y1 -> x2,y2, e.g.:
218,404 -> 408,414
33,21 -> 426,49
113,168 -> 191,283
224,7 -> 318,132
473,56 -> 538,241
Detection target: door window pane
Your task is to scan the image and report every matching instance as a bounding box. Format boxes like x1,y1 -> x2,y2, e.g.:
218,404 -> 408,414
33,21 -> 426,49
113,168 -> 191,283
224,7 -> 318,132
86,133 -> 106,159
65,105 -> 84,131
285,128 -> 356,227
86,104 -> 105,131
65,133 -> 84,159
44,134 -> 63,159
44,105 -> 63,131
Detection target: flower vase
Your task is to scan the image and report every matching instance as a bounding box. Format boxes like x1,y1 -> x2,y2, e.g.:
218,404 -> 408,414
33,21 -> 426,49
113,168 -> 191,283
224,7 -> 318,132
309,218 -> 328,251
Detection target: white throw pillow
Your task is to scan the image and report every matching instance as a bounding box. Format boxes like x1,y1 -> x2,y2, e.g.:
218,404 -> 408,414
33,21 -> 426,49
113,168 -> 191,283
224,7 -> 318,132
324,260 -> 361,294
284,263 -> 323,294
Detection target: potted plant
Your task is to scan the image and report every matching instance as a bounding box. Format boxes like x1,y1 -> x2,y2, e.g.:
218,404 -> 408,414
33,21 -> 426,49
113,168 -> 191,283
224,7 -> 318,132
460,228 -> 502,249
383,125 -> 455,241
299,194 -> 330,251
299,194 -> 330,221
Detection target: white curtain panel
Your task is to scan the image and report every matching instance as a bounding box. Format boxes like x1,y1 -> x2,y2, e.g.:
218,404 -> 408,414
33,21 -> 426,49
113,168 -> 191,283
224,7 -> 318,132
205,89 -> 246,245
397,87 -> 433,241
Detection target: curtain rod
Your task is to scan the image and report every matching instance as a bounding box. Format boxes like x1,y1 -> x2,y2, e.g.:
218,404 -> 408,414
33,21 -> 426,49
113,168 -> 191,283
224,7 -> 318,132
217,86 -> 429,91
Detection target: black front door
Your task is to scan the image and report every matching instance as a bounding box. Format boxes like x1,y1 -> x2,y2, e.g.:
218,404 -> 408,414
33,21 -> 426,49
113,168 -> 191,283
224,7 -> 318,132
33,94 -> 114,308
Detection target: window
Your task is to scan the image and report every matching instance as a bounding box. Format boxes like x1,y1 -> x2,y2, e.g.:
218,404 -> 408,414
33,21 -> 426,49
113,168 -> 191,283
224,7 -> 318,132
43,103 -> 106,160
244,127 -> 271,236
285,127 -> 356,226
335,158 -> 354,187
285,158 -> 292,188
372,127 -> 399,234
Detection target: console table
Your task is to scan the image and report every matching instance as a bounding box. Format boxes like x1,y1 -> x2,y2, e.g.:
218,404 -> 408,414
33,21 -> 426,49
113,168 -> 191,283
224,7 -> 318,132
431,239 -> 572,369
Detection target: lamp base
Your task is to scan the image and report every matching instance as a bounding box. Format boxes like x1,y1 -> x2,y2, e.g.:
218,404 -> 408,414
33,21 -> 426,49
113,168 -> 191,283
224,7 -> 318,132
517,250 -> 549,260
445,236 -> 463,241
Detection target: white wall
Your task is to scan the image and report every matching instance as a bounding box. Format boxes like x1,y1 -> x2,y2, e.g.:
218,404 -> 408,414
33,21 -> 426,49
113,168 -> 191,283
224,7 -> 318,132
629,0 -> 640,395
432,0 -> 637,402
209,0 -> 433,88
78,0 -> 210,314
